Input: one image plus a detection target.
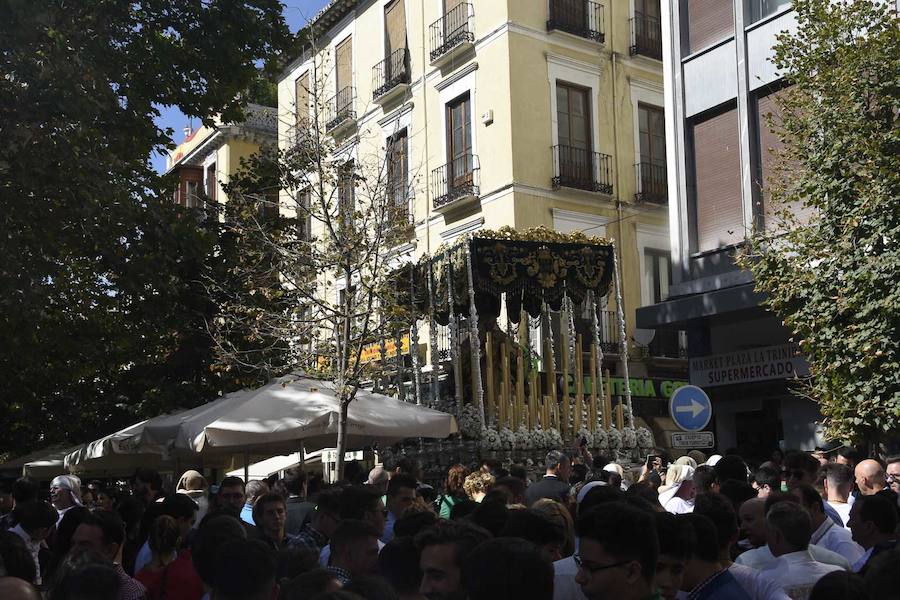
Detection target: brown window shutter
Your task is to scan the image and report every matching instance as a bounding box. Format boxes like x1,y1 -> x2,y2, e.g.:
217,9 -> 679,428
295,72 -> 309,125
336,37 -> 353,93
385,0 -> 407,56
692,106 -> 744,252
444,0 -> 465,14
686,0 -> 734,53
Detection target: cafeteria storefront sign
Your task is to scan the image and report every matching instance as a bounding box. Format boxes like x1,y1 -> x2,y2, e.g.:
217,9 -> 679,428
690,343 -> 809,388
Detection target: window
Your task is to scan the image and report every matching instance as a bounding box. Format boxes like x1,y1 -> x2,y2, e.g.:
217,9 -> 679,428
748,0 -> 791,23
387,130 -> 408,219
384,0 -> 407,57
295,71 -> 310,128
637,104 -> 667,202
645,249 -> 672,304
690,105 -> 744,252
336,37 -> 353,96
338,161 -> 355,223
206,164 -> 217,203
446,93 -> 473,188
556,82 -> 592,186
685,0 -> 735,54
632,0 -> 662,59
185,180 -> 201,209
297,188 -> 312,241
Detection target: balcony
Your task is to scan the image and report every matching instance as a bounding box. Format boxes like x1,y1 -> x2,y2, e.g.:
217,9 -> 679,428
547,0 -> 606,44
372,48 -> 410,105
551,145 -> 613,194
325,86 -> 356,134
432,153 -> 480,212
630,11 -> 662,60
429,3 -> 474,66
634,162 -> 667,205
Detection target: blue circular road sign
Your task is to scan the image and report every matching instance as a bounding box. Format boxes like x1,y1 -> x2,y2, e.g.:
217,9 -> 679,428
669,385 -> 712,432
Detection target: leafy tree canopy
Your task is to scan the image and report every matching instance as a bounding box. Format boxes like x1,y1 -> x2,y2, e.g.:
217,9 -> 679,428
742,0 -> 899,443
0,0 -> 293,456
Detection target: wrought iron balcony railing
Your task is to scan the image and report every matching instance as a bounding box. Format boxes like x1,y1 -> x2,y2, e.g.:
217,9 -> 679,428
630,11 -> 662,60
429,3 -> 474,63
325,86 -> 355,131
372,48 -> 410,101
552,145 -> 613,194
547,0 -> 606,44
432,153 -> 480,209
634,161 -> 667,204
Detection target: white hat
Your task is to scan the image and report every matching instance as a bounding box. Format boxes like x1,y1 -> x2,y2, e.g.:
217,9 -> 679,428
51,475 -> 83,506
658,464 -> 694,508
705,454 -> 723,467
603,463 -> 624,477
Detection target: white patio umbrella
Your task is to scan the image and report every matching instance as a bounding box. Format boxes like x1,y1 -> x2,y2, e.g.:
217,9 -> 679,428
161,375 -> 458,456
63,420 -> 173,474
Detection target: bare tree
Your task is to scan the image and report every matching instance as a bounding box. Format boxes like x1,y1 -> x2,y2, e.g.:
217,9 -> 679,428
206,43 -> 417,480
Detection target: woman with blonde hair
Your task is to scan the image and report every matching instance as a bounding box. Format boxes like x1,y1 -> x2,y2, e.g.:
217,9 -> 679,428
532,498 -> 576,557
463,471 -> 495,503
436,464 -> 470,519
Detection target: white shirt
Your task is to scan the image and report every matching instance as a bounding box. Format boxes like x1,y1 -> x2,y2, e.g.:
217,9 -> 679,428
728,563 -> 791,600
762,550 -> 843,600
9,525 -> 42,585
552,555 -> 586,600
663,496 -> 694,515
810,519 -> 864,565
736,543 -> 851,571
825,501 -> 852,530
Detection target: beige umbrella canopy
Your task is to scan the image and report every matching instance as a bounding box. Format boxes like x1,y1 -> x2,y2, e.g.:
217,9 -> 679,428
148,375 -> 458,456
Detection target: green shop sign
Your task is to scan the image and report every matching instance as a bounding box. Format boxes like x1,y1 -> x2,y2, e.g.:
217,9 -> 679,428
565,376 -> 688,400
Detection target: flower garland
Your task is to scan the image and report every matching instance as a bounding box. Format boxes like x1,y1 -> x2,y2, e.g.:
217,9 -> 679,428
499,427 -> 516,450
621,426 -> 637,450
636,426 -> 654,449
480,428 -> 502,450
576,428 -> 594,449
459,404 -> 483,439
606,427 -> 622,450
593,427 -> 608,450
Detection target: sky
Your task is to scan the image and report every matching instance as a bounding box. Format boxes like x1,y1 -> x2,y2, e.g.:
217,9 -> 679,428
150,0 -> 331,173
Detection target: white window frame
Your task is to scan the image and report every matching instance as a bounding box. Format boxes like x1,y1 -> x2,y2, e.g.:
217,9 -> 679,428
629,77 -> 665,195
546,53 -> 602,154
635,222 -> 671,307
437,68 -> 478,166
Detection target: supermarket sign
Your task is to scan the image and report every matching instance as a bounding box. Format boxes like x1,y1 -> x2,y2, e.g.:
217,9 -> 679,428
359,335 -> 410,363
690,343 -> 809,388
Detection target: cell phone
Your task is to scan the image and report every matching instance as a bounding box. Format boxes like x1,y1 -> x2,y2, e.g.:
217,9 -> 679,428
645,454 -> 663,470
579,436 -> 588,447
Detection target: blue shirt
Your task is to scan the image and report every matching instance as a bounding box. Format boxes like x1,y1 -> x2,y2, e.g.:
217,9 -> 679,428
381,511 -> 397,544
688,569 -> 752,600
240,503 -> 255,525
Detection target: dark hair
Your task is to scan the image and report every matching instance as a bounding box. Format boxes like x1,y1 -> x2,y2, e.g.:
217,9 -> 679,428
79,510 -> 126,546
133,468 -> 162,492
387,474 -> 417,497
480,458 -> 502,476
754,465 -> 782,490
331,519 -> 380,557
575,502 -> 658,583
679,513 -> 719,562
12,477 -> 39,504
16,500 -> 58,532
494,476 -> 526,501
448,499 -> 478,521
855,494 -> 899,534
0,530 -> 37,583
655,512 -> 694,559
445,465 -> 469,495
500,509 -> 565,547
192,514 -> 247,585
252,492 -> 286,526
393,457 -> 415,476
570,464 -> 588,485
764,491 -> 800,515
508,464 -> 529,482
50,561 -> 121,600
377,538 -> 422,594
148,514 -> 181,555
343,576 -> 401,600
713,455 -> 749,484
626,481 -> 663,510
793,484 -> 826,514
821,463 -> 853,488
46,505 -> 91,579
783,451 -> 819,476
693,493 -> 738,551
393,510 -> 437,539
339,486 -> 381,521
462,538 -> 553,600
212,539 -> 276,600
414,519 -> 492,568
219,476 -> 245,491
809,570 -> 869,600
160,493 -> 198,520
545,450 -> 570,471
864,549 -> 900,598
275,546 -> 319,583
766,502 -> 812,551
315,487 -> 342,516
693,466 -> 719,494
718,480 -> 757,510
837,447 -> 861,464
579,484 -> 624,516
468,497 -> 509,537
281,568 -> 339,600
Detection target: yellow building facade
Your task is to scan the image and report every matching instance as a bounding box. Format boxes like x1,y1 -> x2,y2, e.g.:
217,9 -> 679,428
278,0 -> 682,403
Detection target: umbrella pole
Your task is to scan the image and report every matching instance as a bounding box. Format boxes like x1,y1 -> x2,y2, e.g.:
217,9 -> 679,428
243,452 -> 250,483
299,442 -> 305,468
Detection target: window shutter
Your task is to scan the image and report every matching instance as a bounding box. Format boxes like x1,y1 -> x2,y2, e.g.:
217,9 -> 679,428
686,0 -> 734,54
692,107 -> 744,252
385,0 -> 407,56
295,72 -> 309,125
336,37 -> 353,93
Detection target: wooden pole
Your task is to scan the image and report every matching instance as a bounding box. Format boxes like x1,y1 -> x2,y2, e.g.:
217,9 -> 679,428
590,342 -> 599,433
485,331 -> 495,427
529,369 -> 539,429
502,340 -> 511,429
575,335 -> 584,433
516,344 -> 525,430
603,368 -> 613,430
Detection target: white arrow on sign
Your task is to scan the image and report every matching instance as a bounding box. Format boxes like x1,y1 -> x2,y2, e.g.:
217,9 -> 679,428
675,399 -> 707,419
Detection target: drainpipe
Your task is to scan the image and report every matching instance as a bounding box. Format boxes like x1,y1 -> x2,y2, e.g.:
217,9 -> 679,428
420,3 -> 432,256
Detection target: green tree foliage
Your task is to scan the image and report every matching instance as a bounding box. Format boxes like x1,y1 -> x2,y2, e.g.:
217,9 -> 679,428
742,0 -> 899,442
0,0 -> 292,454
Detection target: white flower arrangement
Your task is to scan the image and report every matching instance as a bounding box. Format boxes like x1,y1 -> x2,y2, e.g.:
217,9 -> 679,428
515,426 -> 537,450
459,404 -> 482,439
576,428 -> 594,448
606,427 -> 622,449
480,427 -> 502,450
499,427 -> 516,450
592,427 -> 608,449
621,426 -> 638,449
636,426 -> 654,449
544,427 -> 564,450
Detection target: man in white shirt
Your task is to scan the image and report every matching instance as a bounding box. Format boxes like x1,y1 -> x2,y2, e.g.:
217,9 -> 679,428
762,502 -> 843,600
8,501 -> 57,585
792,484 -> 863,565
821,463 -> 854,529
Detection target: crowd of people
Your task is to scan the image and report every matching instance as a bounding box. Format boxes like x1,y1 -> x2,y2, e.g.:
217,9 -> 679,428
0,446 -> 898,600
